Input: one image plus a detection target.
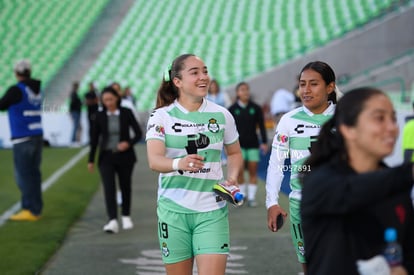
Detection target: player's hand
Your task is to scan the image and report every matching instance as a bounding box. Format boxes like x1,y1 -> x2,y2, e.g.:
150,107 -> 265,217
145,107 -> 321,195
391,266 -> 408,275
267,205 -> 287,232
87,163 -> 94,173
117,141 -> 130,152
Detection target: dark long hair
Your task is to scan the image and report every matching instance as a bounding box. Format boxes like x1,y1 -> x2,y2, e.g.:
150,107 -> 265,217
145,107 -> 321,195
300,61 -> 338,103
155,53 -> 195,108
304,87 -> 385,169
100,86 -> 121,110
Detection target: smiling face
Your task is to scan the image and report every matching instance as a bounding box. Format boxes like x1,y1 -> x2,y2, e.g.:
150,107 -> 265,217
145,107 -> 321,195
340,94 -> 398,163
299,69 -> 334,114
172,56 -> 210,100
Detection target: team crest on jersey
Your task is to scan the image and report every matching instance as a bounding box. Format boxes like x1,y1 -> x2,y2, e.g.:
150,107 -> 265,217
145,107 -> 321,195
208,118 -> 219,133
161,242 -> 170,257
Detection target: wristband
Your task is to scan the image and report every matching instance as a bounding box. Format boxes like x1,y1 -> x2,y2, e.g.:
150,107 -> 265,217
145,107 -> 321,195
172,158 -> 180,171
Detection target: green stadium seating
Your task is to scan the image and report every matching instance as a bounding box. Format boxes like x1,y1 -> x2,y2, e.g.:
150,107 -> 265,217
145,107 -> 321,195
72,0 -> 396,111
0,0 -> 109,95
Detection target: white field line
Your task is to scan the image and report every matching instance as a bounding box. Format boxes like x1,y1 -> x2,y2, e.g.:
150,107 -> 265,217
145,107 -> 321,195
0,147 -> 89,226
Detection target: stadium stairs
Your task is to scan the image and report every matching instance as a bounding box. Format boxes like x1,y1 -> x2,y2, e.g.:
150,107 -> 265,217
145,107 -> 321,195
44,0 -> 136,106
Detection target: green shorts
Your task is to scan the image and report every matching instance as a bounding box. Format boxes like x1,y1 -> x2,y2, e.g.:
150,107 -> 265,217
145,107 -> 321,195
241,148 -> 260,162
289,198 -> 306,264
157,204 -> 230,264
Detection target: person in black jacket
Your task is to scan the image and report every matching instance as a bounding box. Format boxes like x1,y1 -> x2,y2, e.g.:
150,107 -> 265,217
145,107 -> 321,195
87,86 -> 142,233
68,81 -> 82,146
301,87 -> 414,275
228,82 -> 268,207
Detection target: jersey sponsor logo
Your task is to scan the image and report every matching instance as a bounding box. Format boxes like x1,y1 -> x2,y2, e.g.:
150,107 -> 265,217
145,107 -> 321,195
185,133 -> 210,154
171,122 -> 205,133
294,124 -> 304,134
189,167 -> 211,174
208,118 -> 220,133
294,124 -> 321,134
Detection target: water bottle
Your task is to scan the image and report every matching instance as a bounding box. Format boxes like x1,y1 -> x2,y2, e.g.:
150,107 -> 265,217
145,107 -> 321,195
383,227 -> 403,267
213,182 -> 244,206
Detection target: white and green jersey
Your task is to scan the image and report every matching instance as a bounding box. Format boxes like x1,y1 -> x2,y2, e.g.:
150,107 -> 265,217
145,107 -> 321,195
265,103 -> 335,208
146,99 -> 239,213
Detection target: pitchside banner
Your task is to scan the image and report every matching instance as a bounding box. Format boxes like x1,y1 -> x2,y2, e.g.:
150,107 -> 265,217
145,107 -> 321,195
0,112 -> 89,148
0,111 -> 408,167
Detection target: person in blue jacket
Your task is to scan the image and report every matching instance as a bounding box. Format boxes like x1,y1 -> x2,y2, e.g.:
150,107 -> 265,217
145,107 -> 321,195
0,60 -> 43,221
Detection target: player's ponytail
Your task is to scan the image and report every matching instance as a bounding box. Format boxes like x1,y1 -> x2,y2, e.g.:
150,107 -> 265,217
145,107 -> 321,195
155,54 -> 195,109
305,115 -> 346,169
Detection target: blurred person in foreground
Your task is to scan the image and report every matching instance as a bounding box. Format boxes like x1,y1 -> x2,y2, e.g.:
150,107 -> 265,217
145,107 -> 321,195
146,54 -> 243,275
87,86 -> 142,233
0,60 -> 43,221
301,87 -> 414,275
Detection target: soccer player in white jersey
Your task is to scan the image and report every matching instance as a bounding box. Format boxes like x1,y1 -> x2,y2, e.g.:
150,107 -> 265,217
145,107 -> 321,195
146,54 -> 243,275
265,61 -> 339,274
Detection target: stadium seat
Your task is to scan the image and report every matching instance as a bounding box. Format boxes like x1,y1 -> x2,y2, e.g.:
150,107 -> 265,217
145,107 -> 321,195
76,0 -> 398,111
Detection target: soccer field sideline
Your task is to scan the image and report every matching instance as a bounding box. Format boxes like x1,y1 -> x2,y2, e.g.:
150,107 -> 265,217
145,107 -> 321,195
0,147 -> 89,226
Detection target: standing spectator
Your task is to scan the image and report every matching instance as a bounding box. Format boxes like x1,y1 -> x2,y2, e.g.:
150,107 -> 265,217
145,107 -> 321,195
402,102 -> 414,163
87,86 -> 142,233
300,87 -> 414,275
0,60 -> 43,221
122,86 -> 136,106
146,54 -> 243,275
84,81 -> 99,141
266,61 -> 338,273
112,82 -> 139,120
206,79 -> 231,108
270,88 -> 296,126
69,81 -> 82,147
207,79 -> 232,164
228,82 -> 268,207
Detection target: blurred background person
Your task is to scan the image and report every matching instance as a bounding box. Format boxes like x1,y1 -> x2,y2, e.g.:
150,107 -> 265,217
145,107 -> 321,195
84,81 -> 99,142
87,86 -> 142,233
229,81 -> 268,207
68,81 -> 82,147
206,79 -> 231,108
207,79 -> 232,165
0,60 -> 43,221
270,87 -> 297,127
122,86 -> 136,106
402,102 -> 414,163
